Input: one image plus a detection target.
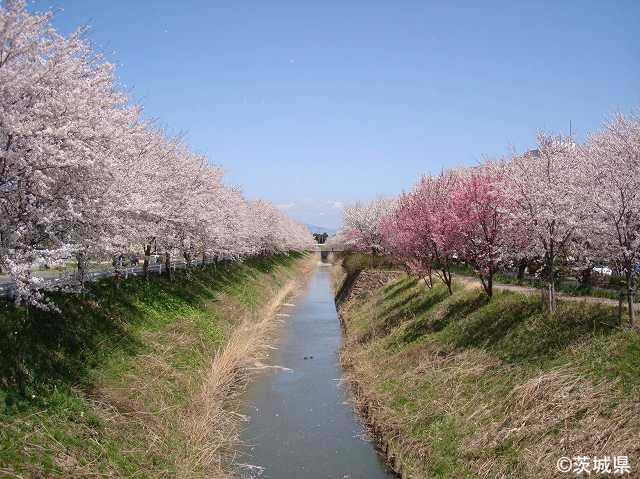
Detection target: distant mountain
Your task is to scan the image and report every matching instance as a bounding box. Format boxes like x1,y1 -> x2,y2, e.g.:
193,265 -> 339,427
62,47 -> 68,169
306,224 -> 337,235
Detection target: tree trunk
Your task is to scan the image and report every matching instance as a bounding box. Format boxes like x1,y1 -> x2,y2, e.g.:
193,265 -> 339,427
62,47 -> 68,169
165,252 -> 172,280
441,267 -> 453,295
622,269 -> 636,327
579,267 -> 592,289
76,251 -> 87,288
143,243 -> 152,280
478,264 -> 495,298
517,258 -> 527,281
488,269 -> 493,298
546,281 -> 556,313
480,276 -> 488,296
485,265 -> 494,298
114,255 -> 123,289
627,278 -> 636,328
543,252 -> 556,314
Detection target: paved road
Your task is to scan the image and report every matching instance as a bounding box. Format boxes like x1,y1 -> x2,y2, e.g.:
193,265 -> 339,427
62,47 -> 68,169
0,260 -> 209,298
0,250 -> 324,298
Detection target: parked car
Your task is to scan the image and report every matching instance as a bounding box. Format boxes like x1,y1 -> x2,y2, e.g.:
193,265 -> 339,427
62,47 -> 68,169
592,266 -> 612,275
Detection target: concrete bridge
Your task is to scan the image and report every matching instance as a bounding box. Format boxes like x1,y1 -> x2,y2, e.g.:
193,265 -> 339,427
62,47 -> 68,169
309,244 -> 345,253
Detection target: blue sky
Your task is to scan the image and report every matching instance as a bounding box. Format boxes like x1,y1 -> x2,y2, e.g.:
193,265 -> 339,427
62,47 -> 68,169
33,1 -> 639,229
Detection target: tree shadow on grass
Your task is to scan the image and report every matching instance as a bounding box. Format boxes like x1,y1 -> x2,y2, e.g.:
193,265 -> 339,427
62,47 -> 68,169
373,286 -> 452,342
379,290 -> 423,317
432,291 -> 488,332
382,277 -> 418,302
0,256 -> 288,401
495,300 -> 621,362
450,292 -> 539,352
445,292 -> 622,362
0,290 -> 140,400
402,289 -> 484,343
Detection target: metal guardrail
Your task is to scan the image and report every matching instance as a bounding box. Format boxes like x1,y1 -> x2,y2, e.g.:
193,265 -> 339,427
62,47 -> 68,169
499,270 -> 630,295
0,259 -> 216,299
310,244 -> 344,252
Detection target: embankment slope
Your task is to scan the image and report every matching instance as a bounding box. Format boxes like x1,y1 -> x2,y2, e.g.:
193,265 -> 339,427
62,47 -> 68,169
1,254 -> 314,478
335,264 -> 640,478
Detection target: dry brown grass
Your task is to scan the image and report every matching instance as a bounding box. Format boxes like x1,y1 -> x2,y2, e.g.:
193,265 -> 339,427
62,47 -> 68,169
178,256 -> 316,478
337,263 -> 640,479
470,368 -> 640,478
47,256 -> 316,479
330,255 -> 348,293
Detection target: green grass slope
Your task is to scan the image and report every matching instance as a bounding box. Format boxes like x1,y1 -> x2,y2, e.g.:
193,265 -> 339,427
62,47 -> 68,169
338,271 -> 640,478
0,253 -> 306,478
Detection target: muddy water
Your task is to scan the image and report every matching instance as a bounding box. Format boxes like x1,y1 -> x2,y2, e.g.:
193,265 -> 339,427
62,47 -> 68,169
238,259 -> 394,479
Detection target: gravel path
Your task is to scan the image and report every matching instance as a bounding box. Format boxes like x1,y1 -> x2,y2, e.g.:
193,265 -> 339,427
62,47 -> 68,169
455,275 -> 634,309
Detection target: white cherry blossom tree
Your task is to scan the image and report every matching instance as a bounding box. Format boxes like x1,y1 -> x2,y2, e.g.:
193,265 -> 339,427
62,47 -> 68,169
581,114 -> 640,325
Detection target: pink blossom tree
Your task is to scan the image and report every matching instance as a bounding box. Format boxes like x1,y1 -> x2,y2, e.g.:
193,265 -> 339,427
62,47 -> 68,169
380,192 -> 436,285
415,172 -> 462,294
450,166 -> 513,298
380,172 -> 461,294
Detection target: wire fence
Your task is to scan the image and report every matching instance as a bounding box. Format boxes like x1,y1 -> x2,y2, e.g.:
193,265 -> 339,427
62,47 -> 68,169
0,258 -> 217,299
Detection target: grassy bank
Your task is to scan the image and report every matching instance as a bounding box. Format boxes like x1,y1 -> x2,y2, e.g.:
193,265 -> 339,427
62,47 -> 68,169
335,261 -> 640,478
0,253 -> 312,478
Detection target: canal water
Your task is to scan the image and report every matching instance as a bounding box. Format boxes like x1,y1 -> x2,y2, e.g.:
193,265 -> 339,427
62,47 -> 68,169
238,258 -> 395,479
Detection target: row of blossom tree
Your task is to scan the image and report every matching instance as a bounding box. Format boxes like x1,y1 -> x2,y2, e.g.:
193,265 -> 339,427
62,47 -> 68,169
0,1 -> 313,308
338,114 -> 640,326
